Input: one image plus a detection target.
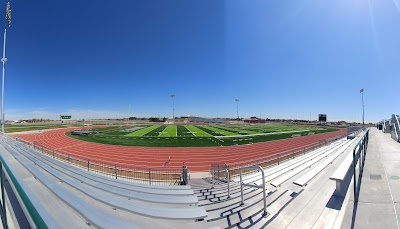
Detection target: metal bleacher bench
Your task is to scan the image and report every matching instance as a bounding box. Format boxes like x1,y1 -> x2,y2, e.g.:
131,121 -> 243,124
1,140 -> 208,221
8,142 -> 197,204
8,139 -> 192,194
0,149 -> 60,229
329,143 -> 359,197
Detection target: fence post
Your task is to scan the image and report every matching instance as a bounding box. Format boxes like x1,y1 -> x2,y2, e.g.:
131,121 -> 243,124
115,164 -> 118,179
87,160 -> 90,172
148,168 -> 151,185
52,149 -> 55,159
182,165 -> 188,185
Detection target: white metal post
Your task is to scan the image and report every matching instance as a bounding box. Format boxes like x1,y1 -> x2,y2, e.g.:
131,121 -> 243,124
361,89 -> 364,128
1,28 -> 7,135
235,99 -> 239,120
170,94 -> 175,120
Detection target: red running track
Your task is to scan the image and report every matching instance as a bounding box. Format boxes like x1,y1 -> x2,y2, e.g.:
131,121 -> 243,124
12,128 -> 347,172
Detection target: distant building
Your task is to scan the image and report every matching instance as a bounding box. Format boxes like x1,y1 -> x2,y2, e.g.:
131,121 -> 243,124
244,117 -> 266,124
188,117 -> 226,124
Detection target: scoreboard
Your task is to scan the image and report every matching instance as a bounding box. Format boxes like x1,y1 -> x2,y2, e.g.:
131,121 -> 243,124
318,114 -> 327,122
60,115 -> 71,120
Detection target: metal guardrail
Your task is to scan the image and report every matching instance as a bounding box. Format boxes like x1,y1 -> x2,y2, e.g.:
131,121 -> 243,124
13,138 -> 187,186
239,165 -> 268,217
353,129 -> 369,203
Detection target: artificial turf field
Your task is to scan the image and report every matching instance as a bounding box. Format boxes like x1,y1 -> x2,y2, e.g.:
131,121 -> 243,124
67,124 -> 338,147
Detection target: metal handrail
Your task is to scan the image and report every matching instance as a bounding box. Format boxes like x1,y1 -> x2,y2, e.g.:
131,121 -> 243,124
393,118 -> 399,141
395,115 -> 400,141
353,129 -> 369,203
225,167 -> 230,198
239,165 -> 267,217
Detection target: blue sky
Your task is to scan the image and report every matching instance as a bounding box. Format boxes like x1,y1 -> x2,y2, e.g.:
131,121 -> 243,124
4,0 -> 400,122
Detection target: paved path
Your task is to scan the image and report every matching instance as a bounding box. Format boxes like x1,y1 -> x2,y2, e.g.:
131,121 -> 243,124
341,128 -> 400,229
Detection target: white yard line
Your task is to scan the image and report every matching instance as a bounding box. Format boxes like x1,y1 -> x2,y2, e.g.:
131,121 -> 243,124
184,125 -> 197,137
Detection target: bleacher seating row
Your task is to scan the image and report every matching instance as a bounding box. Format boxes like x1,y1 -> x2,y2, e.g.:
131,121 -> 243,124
0,137 -> 208,228
0,130 -> 366,228
188,133 -> 363,228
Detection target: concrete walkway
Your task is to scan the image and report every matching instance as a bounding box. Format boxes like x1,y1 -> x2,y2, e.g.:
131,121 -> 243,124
341,128 -> 400,229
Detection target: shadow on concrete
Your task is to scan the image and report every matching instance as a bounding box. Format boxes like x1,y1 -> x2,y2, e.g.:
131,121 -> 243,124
325,195 -> 344,211
223,189 -> 304,229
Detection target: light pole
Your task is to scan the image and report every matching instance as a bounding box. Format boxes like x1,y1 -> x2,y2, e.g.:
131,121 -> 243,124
235,99 -> 239,120
1,2 -> 11,135
360,88 -> 364,127
170,94 -> 175,119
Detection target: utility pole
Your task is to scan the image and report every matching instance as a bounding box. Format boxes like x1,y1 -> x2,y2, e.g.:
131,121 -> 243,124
1,2 -> 11,135
360,88 -> 365,127
235,99 -> 239,120
170,94 -> 175,119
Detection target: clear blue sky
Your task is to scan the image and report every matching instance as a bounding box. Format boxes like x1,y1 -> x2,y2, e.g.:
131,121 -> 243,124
4,0 -> 400,122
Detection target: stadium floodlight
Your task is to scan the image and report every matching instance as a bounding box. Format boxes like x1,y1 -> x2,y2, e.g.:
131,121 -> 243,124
235,99 -> 239,120
360,88 -> 364,127
1,2 -> 11,135
170,94 -> 175,119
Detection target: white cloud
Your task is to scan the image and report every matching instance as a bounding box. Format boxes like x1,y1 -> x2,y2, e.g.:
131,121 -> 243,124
5,108 -> 144,120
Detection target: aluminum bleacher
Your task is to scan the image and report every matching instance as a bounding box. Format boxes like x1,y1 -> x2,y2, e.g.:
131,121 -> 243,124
0,131 -> 367,228
0,137 -> 209,228
189,134 -> 363,228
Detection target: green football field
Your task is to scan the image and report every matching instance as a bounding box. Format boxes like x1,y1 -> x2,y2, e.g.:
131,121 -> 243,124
67,124 -> 337,147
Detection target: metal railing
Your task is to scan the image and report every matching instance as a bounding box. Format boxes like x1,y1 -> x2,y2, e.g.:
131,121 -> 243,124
14,138 -> 186,186
210,164 -> 230,198
393,118 -> 399,142
353,129 -> 369,203
239,165 -> 268,217
394,115 -> 400,142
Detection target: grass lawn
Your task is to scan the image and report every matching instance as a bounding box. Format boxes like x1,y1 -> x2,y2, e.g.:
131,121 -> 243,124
213,126 -> 261,135
201,126 -> 237,136
5,124 -> 71,133
66,124 -> 339,147
184,125 -> 212,137
159,125 -> 177,137
126,125 -> 160,136
144,126 -> 166,137
176,125 -> 194,137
